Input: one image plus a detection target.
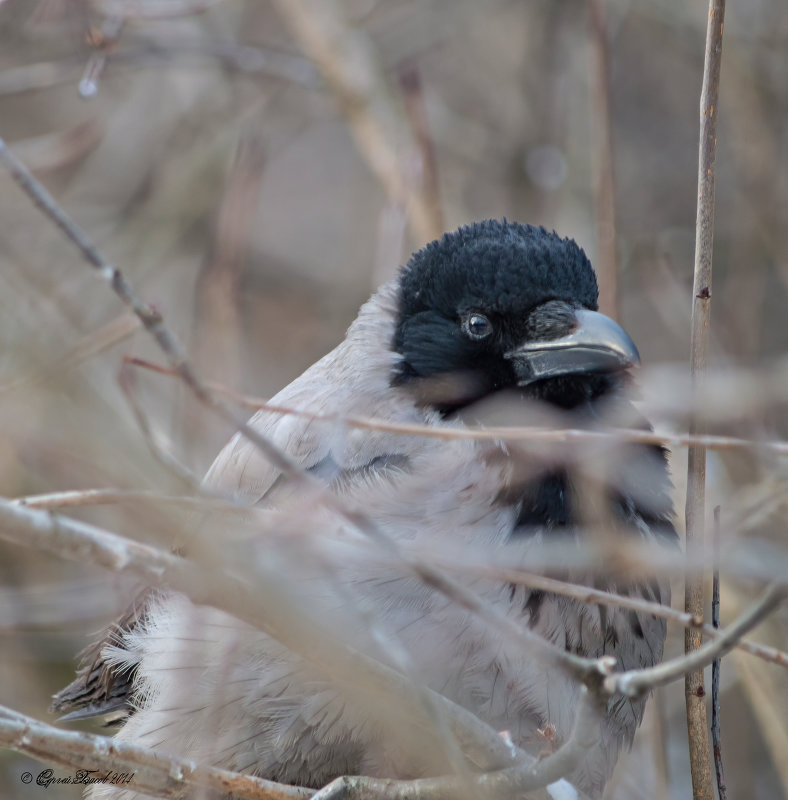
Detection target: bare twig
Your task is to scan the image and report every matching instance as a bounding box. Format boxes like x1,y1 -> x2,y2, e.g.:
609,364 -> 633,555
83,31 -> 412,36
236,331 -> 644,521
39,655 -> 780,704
606,583 -> 783,697
685,2 -> 726,797
5,492 -> 785,707
0,119 -> 104,173
10,488 -> 228,511
0,490 -> 784,780
711,506 -> 727,799
123,356 -> 788,456
0,705 -> 309,800
114,37 -> 321,86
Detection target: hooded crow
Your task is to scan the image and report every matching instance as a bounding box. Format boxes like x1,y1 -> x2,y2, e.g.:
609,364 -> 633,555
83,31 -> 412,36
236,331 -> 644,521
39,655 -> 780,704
54,220 -> 676,799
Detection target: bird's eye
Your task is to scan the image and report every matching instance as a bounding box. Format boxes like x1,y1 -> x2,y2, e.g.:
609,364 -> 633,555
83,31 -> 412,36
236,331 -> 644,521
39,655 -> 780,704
463,313 -> 493,340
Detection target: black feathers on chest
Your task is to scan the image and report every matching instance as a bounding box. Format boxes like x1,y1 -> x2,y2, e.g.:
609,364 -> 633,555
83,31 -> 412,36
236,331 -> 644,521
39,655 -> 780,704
513,472 -> 573,532
507,444 -> 677,543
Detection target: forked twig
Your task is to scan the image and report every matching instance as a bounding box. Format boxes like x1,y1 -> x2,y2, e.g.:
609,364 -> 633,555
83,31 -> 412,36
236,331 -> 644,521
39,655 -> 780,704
606,583 -> 784,697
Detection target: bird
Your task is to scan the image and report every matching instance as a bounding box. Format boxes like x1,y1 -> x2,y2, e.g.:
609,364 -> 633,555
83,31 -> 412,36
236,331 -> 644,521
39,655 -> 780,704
53,220 -> 676,799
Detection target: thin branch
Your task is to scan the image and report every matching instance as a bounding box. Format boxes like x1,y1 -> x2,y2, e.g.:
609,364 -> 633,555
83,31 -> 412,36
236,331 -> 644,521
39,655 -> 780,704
0,496 -> 182,578
711,506 -> 727,799
606,583 -> 783,697
185,124 -> 266,456
10,488 -> 231,512
441,532 -> 788,593
123,357 -> 788,456
685,2 -> 726,797
0,705 -> 309,800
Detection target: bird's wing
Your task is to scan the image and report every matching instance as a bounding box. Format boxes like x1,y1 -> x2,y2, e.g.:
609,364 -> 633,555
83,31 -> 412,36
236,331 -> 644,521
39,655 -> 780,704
204,321 -> 427,504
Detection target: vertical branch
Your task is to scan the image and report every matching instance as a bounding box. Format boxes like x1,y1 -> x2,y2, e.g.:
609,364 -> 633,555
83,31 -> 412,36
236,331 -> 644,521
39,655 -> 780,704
587,0 -> 618,319
711,506 -> 727,799
685,2 -> 726,799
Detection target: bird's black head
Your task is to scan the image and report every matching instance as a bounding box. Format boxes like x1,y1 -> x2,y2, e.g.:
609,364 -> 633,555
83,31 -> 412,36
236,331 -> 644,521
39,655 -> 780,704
392,220 -> 639,414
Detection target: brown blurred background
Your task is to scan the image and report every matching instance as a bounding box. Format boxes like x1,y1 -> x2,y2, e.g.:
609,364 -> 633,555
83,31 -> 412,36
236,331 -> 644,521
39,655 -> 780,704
0,1 -> 786,798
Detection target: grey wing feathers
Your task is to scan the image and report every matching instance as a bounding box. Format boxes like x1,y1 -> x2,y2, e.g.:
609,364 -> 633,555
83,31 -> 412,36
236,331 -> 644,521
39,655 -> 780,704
203,290 -> 424,503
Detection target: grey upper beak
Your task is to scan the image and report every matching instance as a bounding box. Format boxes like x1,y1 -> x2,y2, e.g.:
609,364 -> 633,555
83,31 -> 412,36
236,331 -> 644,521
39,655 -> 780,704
504,309 -> 640,386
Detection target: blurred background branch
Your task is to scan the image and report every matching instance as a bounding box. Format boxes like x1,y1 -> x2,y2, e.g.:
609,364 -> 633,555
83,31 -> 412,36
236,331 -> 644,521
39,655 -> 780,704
0,1 -> 786,798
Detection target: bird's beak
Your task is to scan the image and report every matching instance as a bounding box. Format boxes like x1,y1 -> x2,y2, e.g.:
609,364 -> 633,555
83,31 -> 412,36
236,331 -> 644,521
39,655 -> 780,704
504,309 -> 640,386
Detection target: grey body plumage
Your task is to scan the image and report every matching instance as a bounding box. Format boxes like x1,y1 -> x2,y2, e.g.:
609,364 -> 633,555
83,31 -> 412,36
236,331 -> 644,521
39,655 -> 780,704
54,221 -> 675,799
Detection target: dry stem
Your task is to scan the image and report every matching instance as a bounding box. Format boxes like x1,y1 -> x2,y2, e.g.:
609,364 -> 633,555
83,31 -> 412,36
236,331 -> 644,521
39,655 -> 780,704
685,2 -> 726,797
